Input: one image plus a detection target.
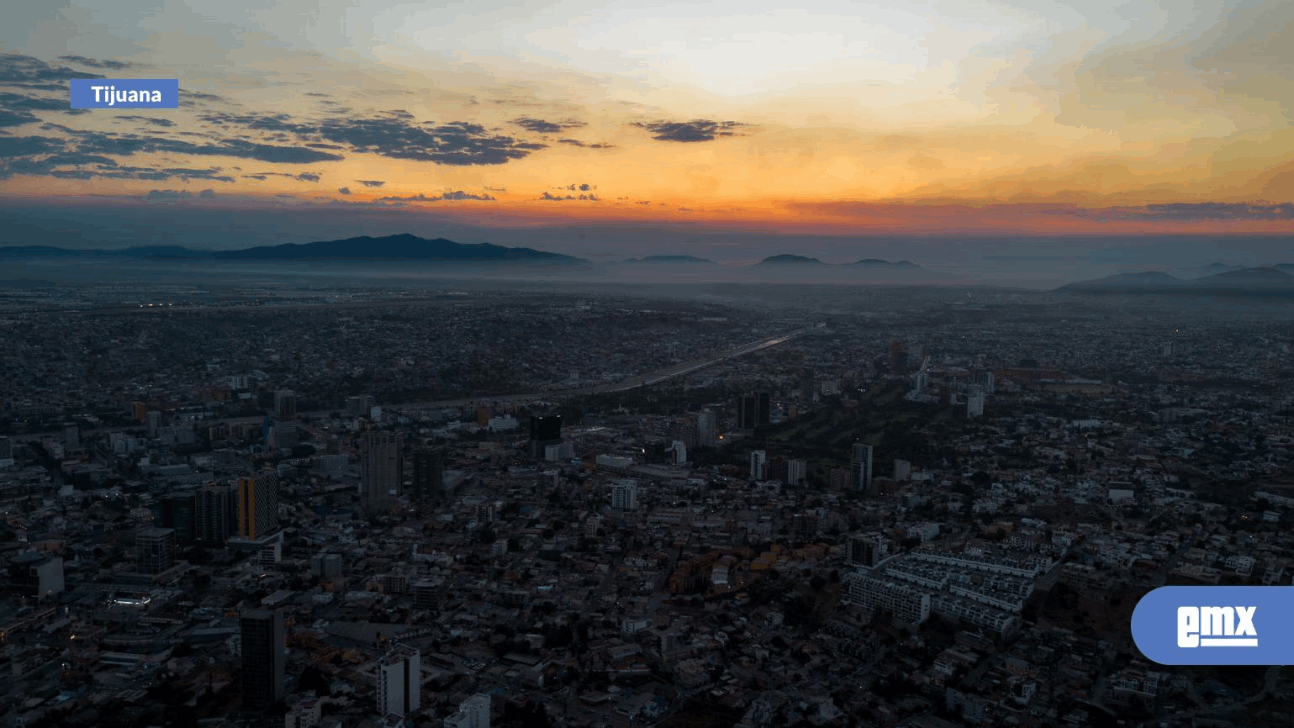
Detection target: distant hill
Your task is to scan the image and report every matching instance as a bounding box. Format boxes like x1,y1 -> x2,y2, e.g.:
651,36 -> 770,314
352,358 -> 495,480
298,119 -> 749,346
755,254 -> 825,265
846,258 -> 922,270
0,234 -> 586,264
1059,271 -> 1184,291
1180,262 -> 1245,276
623,255 -> 715,264
1191,266 -> 1294,289
211,233 -> 584,263
1061,267 -> 1294,294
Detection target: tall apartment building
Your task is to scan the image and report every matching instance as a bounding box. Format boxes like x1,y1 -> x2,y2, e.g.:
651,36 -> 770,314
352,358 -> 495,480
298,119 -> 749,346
240,609 -> 285,710
135,527 -> 176,574
610,480 -> 639,511
749,450 -> 767,481
850,443 -> 874,494
196,482 -> 238,544
274,389 -> 297,420
361,431 -> 400,513
408,447 -> 444,516
237,472 -> 279,540
376,645 -> 421,717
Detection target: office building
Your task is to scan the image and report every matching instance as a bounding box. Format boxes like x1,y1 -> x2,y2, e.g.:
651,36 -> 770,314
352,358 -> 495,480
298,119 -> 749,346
310,553 -> 343,579
528,415 -> 563,457
240,610 -> 285,710
376,645 -> 421,717
444,694 -> 490,728
668,440 -> 687,465
850,443 -> 874,494
197,482 -> 238,544
238,472 -> 279,540
136,527 -> 176,574
151,492 -> 196,544
610,480 -> 639,511
786,458 -> 807,486
847,534 -> 889,567
270,421 -> 299,449
893,459 -> 912,482
967,394 -> 985,419
408,447 -> 443,516
544,441 -> 574,461
344,394 -> 373,417
8,553 -> 64,598
749,450 -> 766,480
147,410 -> 161,438
274,389 -> 297,420
361,431 -> 401,513
737,392 -> 770,430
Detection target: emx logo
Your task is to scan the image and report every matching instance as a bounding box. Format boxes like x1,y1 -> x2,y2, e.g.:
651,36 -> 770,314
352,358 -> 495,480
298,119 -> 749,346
1177,606 -> 1257,648
1134,587 -> 1290,665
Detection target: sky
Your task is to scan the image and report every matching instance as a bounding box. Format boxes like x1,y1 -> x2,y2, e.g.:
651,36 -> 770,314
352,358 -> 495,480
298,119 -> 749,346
1,0 -> 1294,268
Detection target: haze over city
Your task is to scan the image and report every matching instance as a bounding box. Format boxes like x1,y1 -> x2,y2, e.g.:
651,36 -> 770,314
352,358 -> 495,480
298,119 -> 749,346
4,3 -> 1294,728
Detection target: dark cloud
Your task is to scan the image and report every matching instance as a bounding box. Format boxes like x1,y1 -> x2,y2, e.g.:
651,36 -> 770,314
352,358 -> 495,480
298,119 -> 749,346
0,92 -> 71,112
115,115 -> 177,128
315,117 -> 545,165
357,179 -> 386,187
338,187 -> 351,195
242,171 -> 322,182
677,207 -> 693,212
561,183 -> 594,192
57,55 -> 134,70
304,92 -> 330,98
179,91 -> 229,108
635,200 -> 652,205
0,136 -> 61,159
631,119 -> 753,142
0,126 -> 338,181
375,190 -> 496,202
144,188 -> 217,201
0,53 -> 104,90
79,135 -> 345,164
557,138 -> 614,149
1058,202 -> 1294,222
0,111 -> 38,128
200,112 -> 315,135
158,167 -> 235,182
539,191 -> 599,201
203,112 -> 547,165
511,117 -> 586,134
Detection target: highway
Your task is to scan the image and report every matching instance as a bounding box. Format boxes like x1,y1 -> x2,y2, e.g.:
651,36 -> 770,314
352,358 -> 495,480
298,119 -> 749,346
23,327 -> 812,439
401,325 -> 813,409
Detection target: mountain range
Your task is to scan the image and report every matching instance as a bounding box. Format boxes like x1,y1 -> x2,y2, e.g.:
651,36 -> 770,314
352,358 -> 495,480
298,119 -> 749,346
1061,266 -> 1294,293
0,234 -> 585,264
753,255 -> 923,269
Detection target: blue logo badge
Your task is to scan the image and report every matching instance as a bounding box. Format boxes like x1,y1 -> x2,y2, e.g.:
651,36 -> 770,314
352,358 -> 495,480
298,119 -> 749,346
1132,586 -> 1293,665
70,79 -> 179,109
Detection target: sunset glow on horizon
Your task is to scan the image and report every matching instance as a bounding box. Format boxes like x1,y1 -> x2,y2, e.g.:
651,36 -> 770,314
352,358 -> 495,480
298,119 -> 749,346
3,0 -> 1294,246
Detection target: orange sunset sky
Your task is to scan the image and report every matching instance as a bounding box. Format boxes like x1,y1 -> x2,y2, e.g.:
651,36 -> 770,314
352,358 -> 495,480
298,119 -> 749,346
2,0 -> 1294,251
